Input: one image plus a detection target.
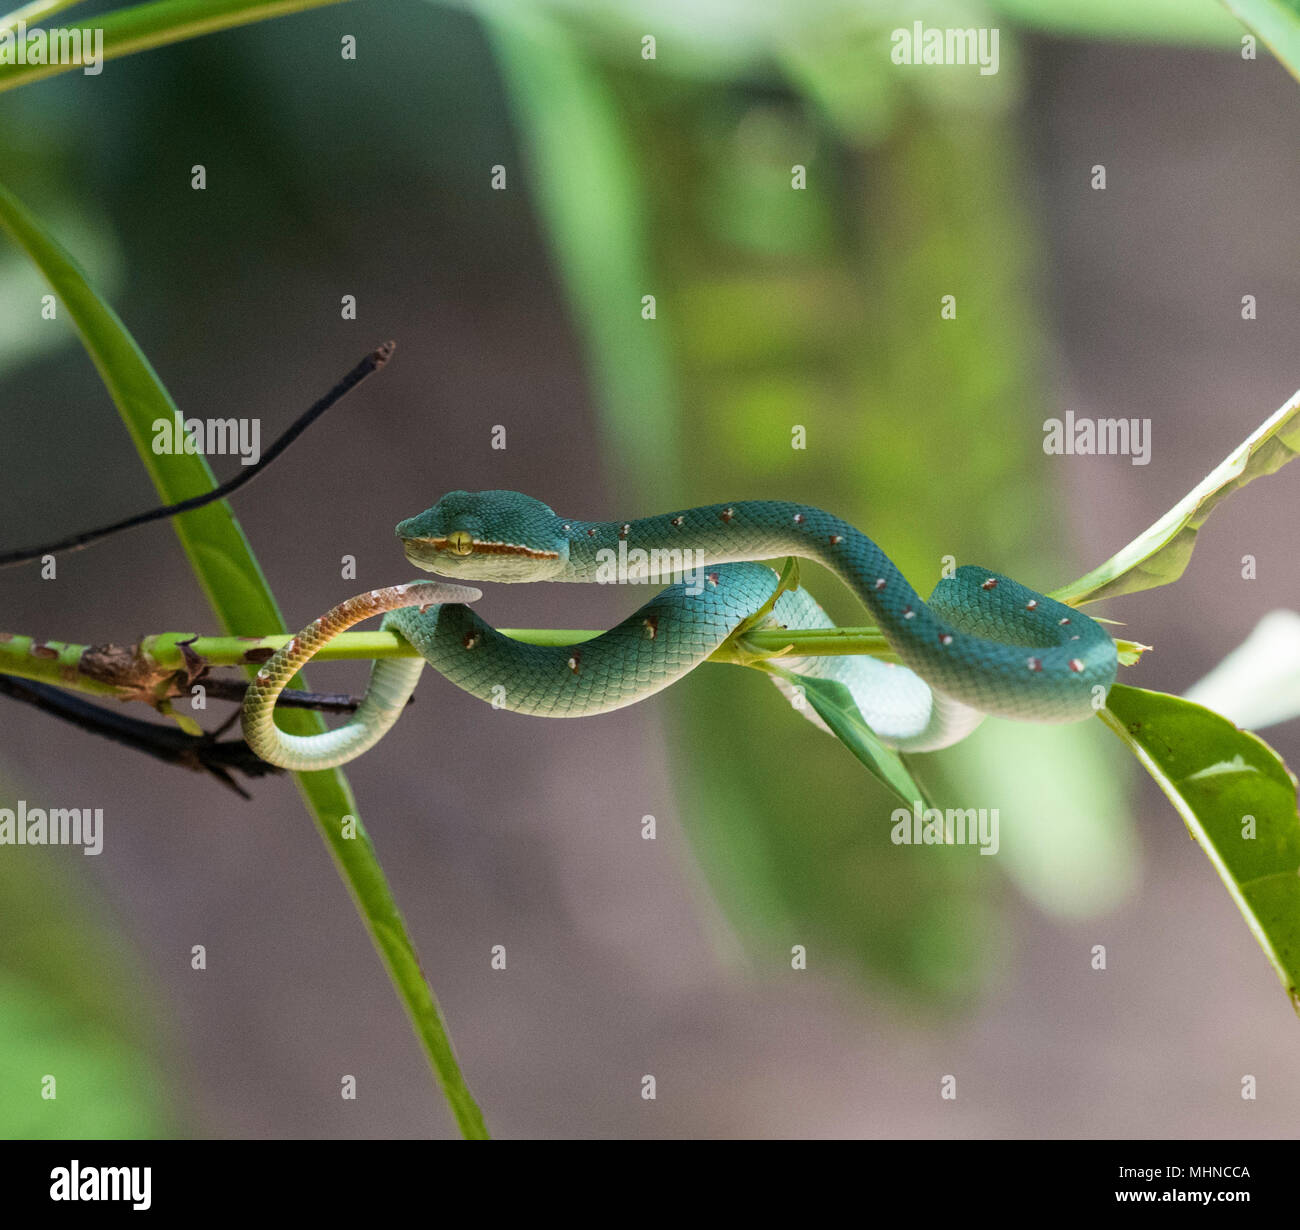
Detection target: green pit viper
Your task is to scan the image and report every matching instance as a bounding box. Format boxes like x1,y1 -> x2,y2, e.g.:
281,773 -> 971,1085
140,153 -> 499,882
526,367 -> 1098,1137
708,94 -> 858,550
241,490 -> 1118,770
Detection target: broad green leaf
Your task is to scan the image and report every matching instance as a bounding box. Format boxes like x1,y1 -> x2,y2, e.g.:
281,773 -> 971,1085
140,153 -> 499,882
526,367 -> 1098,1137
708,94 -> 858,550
1184,610 -> 1300,731
763,665 -> 930,809
1100,683 -> 1300,1012
1221,0 -> 1300,82
1052,389 -> 1300,606
0,178 -> 488,1138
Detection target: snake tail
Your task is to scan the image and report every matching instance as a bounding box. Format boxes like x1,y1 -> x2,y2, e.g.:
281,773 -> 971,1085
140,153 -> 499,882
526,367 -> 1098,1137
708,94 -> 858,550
240,581 -> 480,771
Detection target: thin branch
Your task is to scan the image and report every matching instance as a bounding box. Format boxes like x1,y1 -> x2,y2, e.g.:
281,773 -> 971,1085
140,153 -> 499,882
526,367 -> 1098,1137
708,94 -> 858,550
199,675 -> 405,713
0,342 -> 394,568
0,674 -> 280,798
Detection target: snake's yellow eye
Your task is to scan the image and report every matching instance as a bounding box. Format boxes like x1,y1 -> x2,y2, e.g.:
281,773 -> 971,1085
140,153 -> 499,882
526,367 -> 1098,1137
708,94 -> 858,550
447,529 -> 475,556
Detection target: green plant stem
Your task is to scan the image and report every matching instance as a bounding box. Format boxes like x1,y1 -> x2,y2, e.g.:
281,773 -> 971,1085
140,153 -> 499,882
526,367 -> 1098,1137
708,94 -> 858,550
0,0 -> 355,93
0,626 -> 896,698
152,626 -> 898,663
0,624 -> 1152,703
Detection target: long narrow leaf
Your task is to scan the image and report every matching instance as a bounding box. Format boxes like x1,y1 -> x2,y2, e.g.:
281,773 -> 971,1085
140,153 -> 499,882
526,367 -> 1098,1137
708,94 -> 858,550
0,178 -> 488,1138
762,664 -> 931,809
1052,389 -> 1300,606
0,0 -> 353,94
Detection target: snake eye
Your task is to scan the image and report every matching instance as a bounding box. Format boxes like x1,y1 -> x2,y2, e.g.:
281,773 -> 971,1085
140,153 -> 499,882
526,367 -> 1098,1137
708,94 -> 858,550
446,529 -> 474,557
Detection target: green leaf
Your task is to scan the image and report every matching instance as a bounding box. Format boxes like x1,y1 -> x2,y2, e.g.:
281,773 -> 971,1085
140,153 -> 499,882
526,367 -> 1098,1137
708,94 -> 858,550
1100,683 -> 1300,1012
1221,0 -> 1300,82
762,665 -> 930,808
0,177 -> 488,1138
1052,389 -> 1300,606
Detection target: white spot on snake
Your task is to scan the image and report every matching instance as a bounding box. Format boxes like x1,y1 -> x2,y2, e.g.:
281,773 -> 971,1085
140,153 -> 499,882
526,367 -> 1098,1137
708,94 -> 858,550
982,578 -> 998,590
1027,657 -> 1042,672
707,573 -> 720,586
671,516 -> 684,528
874,578 -> 886,591
720,507 -> 735,523
562,523 -> 571,532
257,668 -> 270,681
939,633 -> 953,645
1026,599 -> 1038,610
587,528 -> 597,537
829,534 -> 843,545
567,652 -> 582,675
1059,617 -> 1071,625
642,617 -> 658,640
903,606 -> 915,619
793,513 -> 805,524
619,523 -> 630,540
1069,658 -> 1085,672
462,631 -> 480,650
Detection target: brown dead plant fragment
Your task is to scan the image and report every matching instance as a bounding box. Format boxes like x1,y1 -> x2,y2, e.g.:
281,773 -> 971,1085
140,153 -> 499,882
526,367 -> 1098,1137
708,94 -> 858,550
80,640 -> 177,707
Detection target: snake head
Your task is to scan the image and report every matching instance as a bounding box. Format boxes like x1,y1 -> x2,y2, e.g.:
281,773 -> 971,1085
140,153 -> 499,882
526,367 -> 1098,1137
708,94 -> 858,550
395,490 -> 569,582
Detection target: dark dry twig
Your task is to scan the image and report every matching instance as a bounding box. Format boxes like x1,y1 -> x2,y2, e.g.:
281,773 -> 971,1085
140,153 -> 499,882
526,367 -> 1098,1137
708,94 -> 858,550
0,342 -> 395,568
0,675 -> 282,798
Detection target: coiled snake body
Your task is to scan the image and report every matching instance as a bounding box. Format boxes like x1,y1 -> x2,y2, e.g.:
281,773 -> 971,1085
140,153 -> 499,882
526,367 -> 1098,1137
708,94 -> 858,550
241,491 -> 1117,770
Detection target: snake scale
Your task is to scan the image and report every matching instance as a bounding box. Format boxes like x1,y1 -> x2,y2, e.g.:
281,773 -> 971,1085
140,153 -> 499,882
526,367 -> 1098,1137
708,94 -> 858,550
240,490 -> 1117,770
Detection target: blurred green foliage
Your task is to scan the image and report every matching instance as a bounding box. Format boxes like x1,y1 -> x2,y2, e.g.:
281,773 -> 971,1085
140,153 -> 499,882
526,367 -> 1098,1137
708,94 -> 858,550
0,793 -> 168,1137
0,0 -> 1293,1138
477,0 -> 1162,1003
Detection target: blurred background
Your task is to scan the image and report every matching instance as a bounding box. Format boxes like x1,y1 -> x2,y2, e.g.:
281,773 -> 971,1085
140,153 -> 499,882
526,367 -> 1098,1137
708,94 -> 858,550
0,0 -> 1297,1138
